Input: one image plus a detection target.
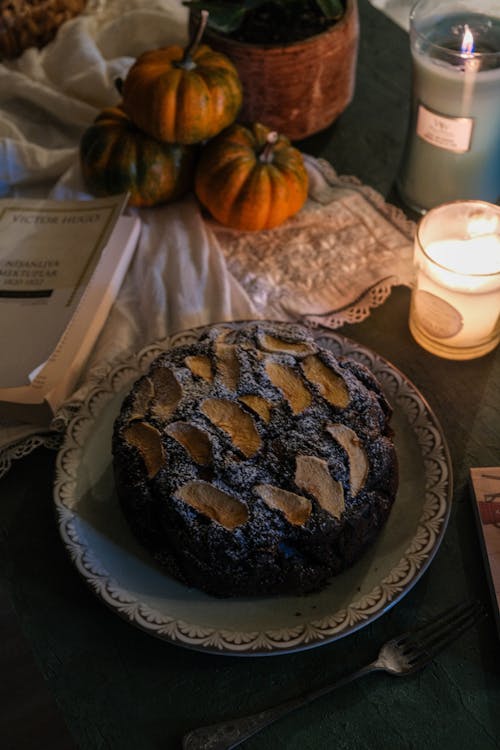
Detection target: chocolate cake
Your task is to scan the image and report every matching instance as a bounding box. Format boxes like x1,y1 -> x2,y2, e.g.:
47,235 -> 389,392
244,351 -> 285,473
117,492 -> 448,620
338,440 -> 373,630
112,322 -> 398,597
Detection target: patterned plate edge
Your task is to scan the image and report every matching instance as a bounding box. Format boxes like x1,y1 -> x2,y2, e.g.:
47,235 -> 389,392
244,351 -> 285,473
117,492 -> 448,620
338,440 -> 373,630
53,322 -> 453,655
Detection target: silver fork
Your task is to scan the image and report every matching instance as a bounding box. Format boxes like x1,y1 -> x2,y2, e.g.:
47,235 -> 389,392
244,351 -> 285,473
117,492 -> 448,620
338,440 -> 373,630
182,599 -> 485,750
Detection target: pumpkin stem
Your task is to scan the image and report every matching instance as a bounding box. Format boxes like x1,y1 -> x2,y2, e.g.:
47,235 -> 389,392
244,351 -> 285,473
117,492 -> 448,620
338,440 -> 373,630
180,9 -> 209,68
259,132 -> 279,163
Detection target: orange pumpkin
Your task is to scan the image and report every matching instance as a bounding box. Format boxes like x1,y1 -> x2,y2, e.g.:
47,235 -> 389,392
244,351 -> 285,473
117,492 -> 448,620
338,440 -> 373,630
121,12 -> 242,145
194,122 -> 309,231
79,107 -> 196,208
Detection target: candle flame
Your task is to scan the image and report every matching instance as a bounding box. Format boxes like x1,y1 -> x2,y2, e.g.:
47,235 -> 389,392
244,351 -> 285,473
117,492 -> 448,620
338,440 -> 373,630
426,237 -> 500,278
461,24 -> 474,56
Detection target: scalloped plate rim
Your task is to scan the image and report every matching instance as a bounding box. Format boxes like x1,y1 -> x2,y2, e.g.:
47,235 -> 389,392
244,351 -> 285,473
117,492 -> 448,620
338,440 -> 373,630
53,321 -> 453,656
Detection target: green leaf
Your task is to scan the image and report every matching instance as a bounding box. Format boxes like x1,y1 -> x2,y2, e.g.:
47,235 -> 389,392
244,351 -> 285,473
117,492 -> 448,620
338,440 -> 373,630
184,0 -> 346,34
314,0 -> 344,19
184,1 -> 268,35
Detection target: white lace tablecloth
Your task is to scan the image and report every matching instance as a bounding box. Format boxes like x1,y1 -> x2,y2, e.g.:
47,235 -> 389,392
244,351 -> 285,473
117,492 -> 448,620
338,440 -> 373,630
0,0 -> 416,477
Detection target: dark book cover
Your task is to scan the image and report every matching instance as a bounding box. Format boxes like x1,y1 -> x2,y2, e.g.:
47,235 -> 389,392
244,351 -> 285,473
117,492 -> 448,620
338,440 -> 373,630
470,467 -> 500,638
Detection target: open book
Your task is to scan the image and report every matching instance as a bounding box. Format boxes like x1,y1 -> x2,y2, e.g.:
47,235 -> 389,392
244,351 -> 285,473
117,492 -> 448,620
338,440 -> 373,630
0,195 -> 140,425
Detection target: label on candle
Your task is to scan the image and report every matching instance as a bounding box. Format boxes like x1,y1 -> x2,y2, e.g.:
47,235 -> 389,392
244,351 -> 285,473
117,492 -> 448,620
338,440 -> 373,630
416,104 -> 474,154
413,290 -> 464,338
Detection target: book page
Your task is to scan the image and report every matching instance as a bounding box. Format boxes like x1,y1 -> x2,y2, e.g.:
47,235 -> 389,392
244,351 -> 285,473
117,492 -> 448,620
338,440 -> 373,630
0,214 -> 140,435
43,215 -> 141,414
0,195 -> 127,388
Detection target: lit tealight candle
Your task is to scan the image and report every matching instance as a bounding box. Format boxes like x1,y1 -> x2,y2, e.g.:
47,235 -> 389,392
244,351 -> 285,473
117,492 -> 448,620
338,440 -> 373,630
409,201 -> 500,359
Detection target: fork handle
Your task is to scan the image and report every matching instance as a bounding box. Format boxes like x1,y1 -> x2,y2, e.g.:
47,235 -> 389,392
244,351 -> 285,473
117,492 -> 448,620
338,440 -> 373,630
182,663 -> 378,750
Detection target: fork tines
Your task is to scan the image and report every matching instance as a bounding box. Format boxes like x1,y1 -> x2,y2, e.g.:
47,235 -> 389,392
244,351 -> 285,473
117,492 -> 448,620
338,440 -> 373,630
398,600 -> 486,668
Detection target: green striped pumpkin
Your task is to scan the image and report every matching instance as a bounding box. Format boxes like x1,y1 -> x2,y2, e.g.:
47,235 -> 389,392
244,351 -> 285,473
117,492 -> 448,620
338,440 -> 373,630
80,107 -> 196,208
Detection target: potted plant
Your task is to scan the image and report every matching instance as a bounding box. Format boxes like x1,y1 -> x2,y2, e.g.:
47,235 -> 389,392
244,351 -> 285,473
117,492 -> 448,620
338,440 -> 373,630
185,0 -> 359,141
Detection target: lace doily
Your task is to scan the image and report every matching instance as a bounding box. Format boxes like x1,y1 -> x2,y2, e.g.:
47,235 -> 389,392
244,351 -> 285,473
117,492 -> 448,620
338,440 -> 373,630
211,156 -> 416,330
0,430 -> 62,477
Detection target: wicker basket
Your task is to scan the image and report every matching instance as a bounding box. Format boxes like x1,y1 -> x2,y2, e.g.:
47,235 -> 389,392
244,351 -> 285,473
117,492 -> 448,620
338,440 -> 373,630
191,0 -> 359,141
0,0 -> 87,59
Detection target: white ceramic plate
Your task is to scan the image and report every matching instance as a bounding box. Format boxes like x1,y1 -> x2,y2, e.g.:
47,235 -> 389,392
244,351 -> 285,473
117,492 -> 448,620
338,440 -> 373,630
54,322 -> 452,656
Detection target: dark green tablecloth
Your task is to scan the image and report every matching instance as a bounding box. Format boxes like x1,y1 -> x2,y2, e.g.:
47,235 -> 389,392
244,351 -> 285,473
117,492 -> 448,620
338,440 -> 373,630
1,2 -> 499,748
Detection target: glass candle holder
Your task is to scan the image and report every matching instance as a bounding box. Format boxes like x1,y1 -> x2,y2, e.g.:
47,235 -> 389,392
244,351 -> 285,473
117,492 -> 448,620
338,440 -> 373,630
397,0 -> 500,214
409,201 -> 500,359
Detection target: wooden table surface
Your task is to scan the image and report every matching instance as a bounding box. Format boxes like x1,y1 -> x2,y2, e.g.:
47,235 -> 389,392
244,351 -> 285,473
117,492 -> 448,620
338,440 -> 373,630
1,2 -> 499,748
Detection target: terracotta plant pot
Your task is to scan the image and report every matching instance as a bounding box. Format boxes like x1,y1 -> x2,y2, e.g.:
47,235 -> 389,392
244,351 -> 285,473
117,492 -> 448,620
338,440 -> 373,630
190,0 -> 359,141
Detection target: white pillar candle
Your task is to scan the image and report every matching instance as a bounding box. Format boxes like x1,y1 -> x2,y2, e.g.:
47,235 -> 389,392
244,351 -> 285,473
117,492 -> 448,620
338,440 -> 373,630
409,201 -> 500,359
397,0 -> 500,214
